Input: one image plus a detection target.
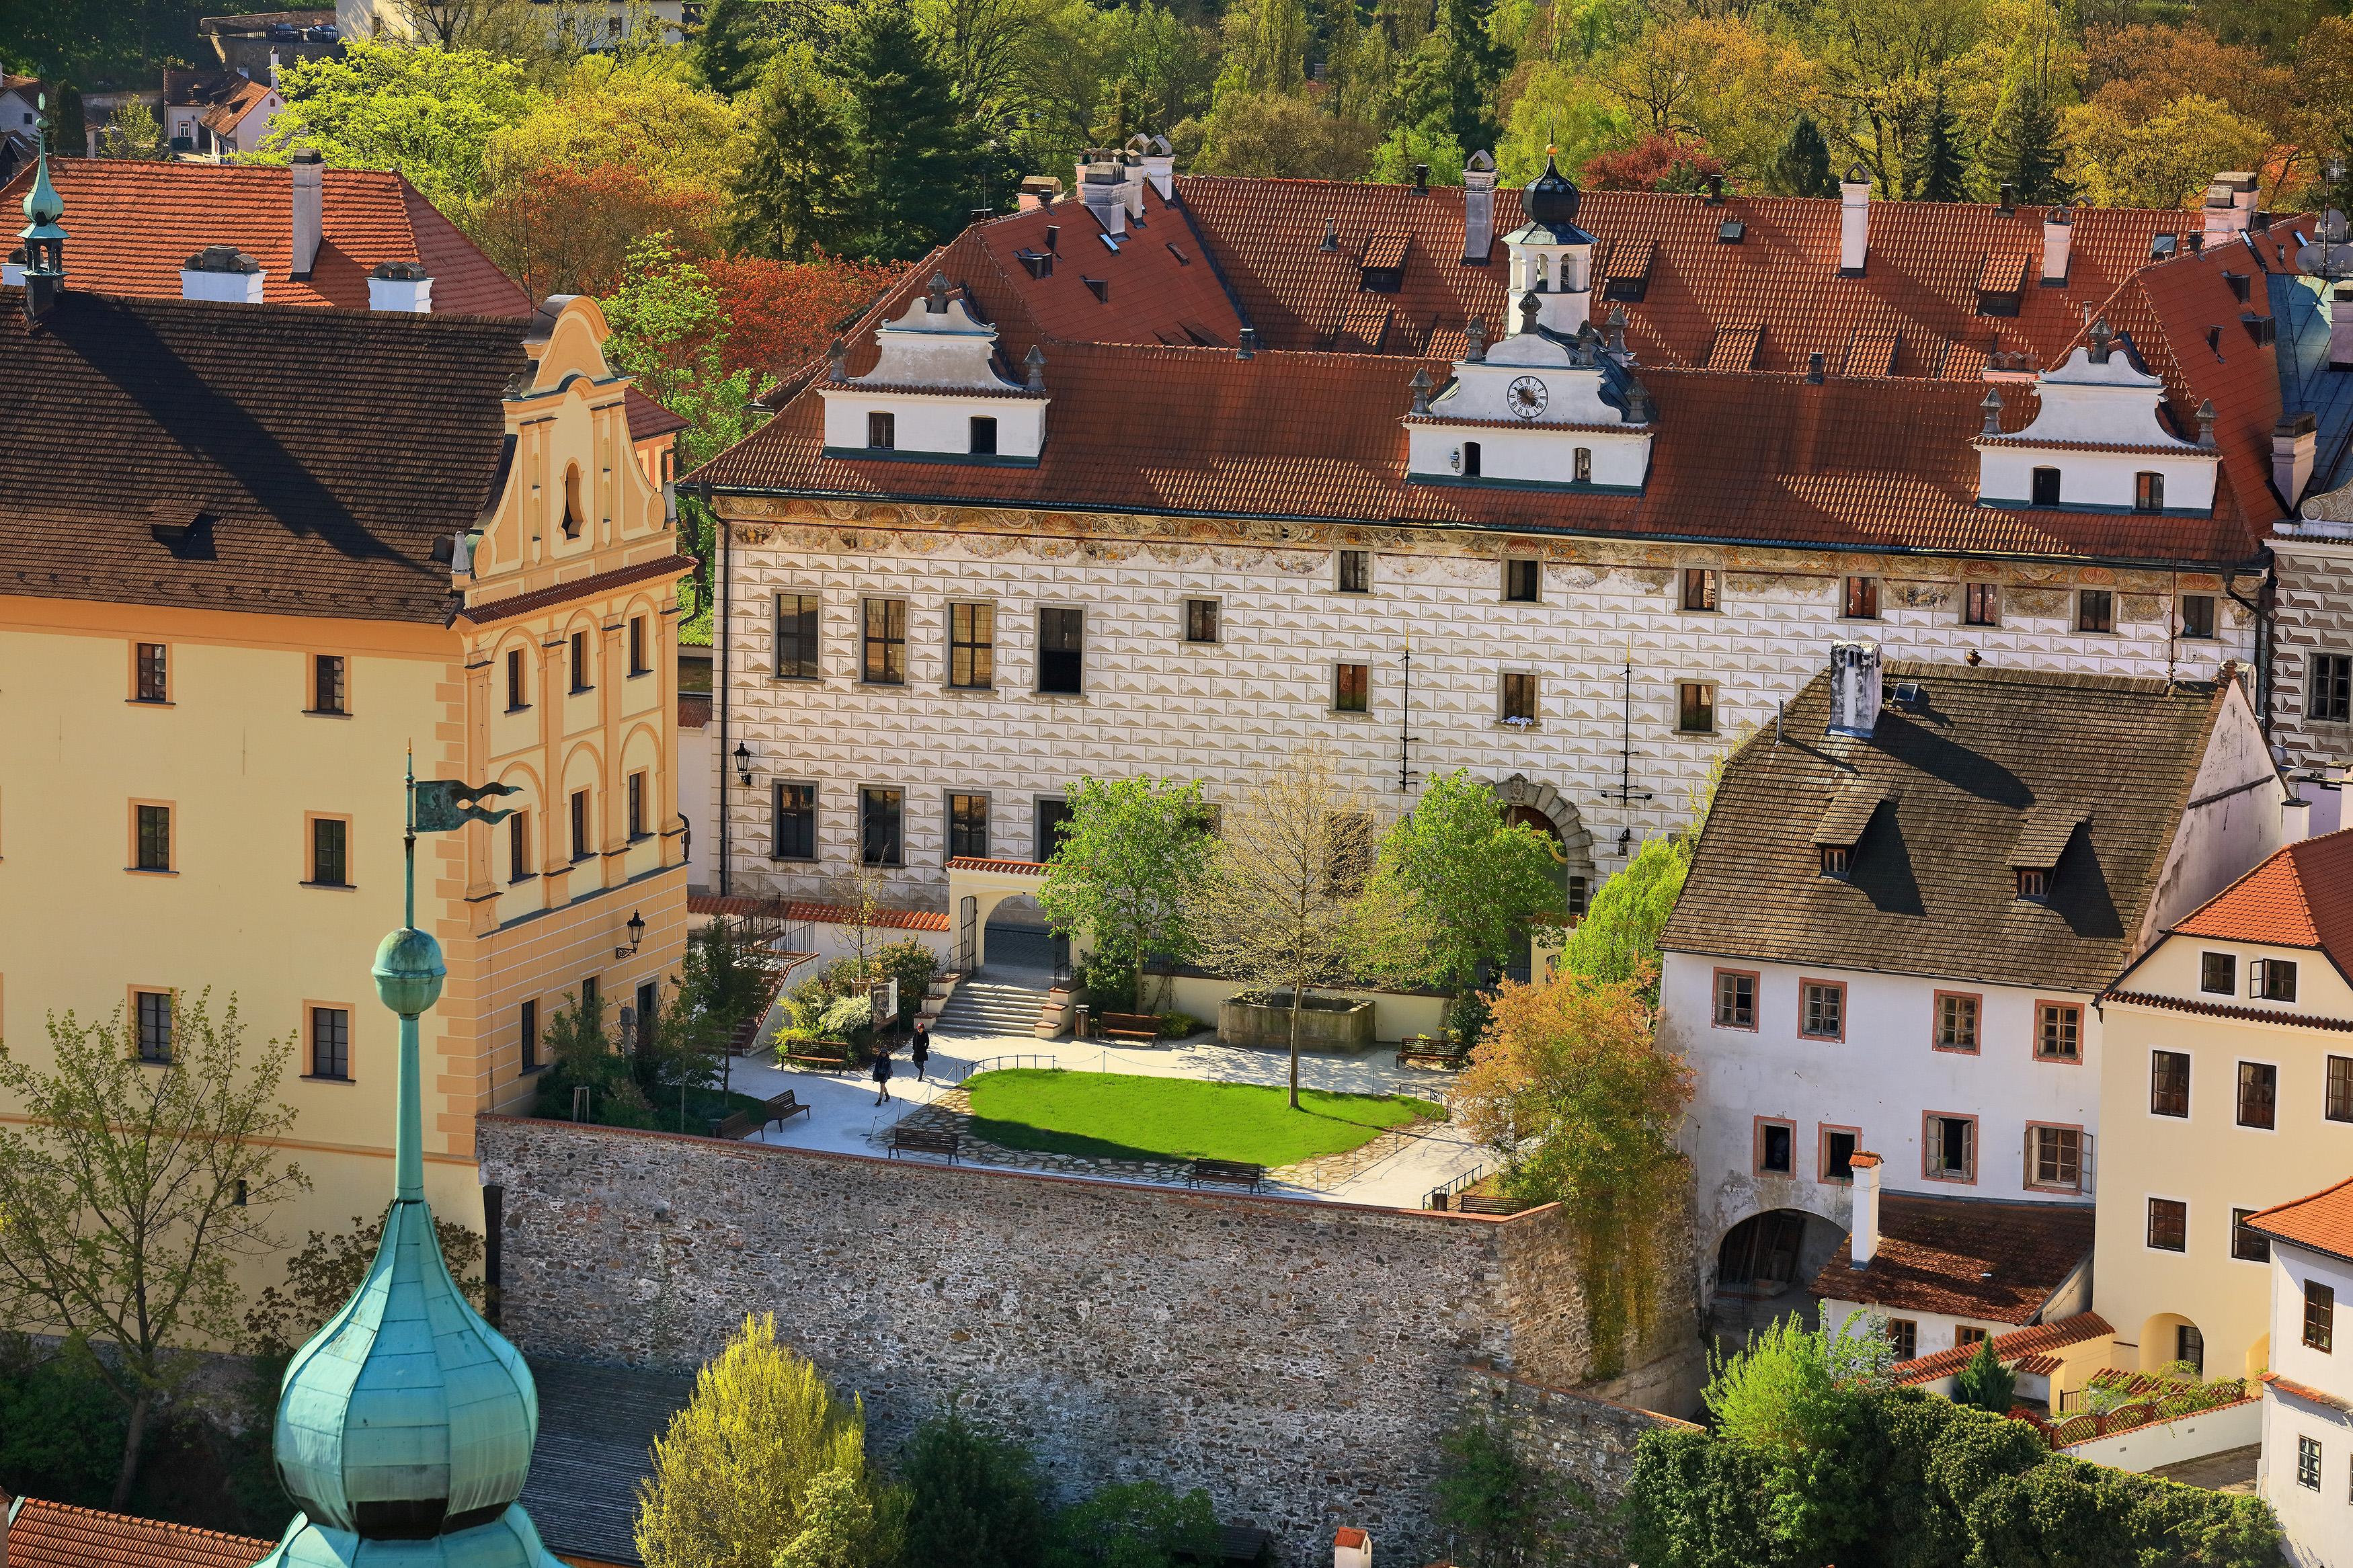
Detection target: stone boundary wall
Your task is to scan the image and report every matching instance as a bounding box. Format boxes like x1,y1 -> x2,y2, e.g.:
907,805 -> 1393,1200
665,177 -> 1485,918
477,1116 -> 1695,1564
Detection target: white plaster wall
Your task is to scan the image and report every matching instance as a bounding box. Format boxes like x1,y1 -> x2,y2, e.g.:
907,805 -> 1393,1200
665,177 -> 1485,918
2060,1396 -> 2262,1471
1405,422 -> 1650,488
1822,1298 -> 2016,1357
820,391 -> 1046,458
2134,679 -> 2286,950
2262,1389 -> 2353,1568
2270,1245 -> 2353,1409
1977,447 -> 2217,511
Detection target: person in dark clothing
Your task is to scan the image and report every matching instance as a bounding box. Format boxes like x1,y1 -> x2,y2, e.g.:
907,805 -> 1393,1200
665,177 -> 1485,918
910,1023 -> 930,1081
871,1048 -> 894,1105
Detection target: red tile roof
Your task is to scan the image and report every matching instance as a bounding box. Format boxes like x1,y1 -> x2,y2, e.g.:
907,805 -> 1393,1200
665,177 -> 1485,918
0,1495 -> 273,1568
1813,1193 -> 2095,1323
945,856 -> 1047,874
2264,1370 -> 2353,1415
2169,827 -> 2353,965
2245,1175 -> 2353,1264
1,157 -> 532,317
1891,1311 -> 2114,1385
687,894 -> 951,932
455,554 -> 694,626
678,692 -> 711,729
198,76 -> 275,136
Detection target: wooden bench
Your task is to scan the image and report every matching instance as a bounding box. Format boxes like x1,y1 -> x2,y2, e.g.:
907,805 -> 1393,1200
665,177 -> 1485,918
713,1090 -> 813,1141
783,1038 -> 854,1071
1187,1157 -> 1265,1192
1453,1193 -> 1520,1216
890,1124 -> 960,1163
1396,1036 -> 1469,1070
1101,1011 -> 1161,1042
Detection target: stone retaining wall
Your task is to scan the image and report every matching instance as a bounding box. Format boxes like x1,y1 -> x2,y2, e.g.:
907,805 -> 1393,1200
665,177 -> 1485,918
477,1116 -> 1697,1564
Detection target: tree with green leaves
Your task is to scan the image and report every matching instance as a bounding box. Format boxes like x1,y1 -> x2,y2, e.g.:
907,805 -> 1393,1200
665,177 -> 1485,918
900,1409 -> 1050,1568
1361,770 -> 1560,1018
0,993 -> 306,1508
727,42 -> 860,261
1913,91 -> 1966,201
1982,81 -> 2071,205
97,98 -> 166,159
1953,1337 -> 2017,1413
1039,777 -> 1215,1014
1046,1481 -> 1218,1568
243,1210 -> 486,1362
1393,0 -> 1511,157
1771,112 -> 1835,196
696,0 -> 783,95
843,0 -> 986,259
1433,1414 -> 1592,1568
1557,833 -> 1686,993
265,42 -> 539,220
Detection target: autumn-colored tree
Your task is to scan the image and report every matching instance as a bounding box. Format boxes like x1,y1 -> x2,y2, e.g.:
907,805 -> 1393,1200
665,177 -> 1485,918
703,252 -> 900,380
476,163 -> 722,300
1581,132 -> 1724,192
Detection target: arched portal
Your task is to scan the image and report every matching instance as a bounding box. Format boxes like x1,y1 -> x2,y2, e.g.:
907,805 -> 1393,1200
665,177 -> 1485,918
1484,774 -> 1597,914
1710,1207 -> 1846,1352
982,894 -> 1064,977
2137,1311 -> 2205,1376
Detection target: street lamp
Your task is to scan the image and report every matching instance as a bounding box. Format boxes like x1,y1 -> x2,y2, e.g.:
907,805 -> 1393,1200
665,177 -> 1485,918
616,909 -> 645,959
733,741 -> 752,786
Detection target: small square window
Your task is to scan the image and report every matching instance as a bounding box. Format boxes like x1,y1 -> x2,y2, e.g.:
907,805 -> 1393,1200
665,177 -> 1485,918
1887,1318 -> 1918,1360
2306,1279 -> 2336,1352
2297,1434 -> 2322,1490
134,642 -> 169,702
311,1006 -> 350,1080
1500,671 -> 1538,724
2134,470 -> 2165,513
2036,1002 -> 2081,1062
1681,568 -> 1718,612
1677,682 -> 1715,734
2028,1124 -> 2081,1190
1964,582 -> 2001,627
1925,1113 -> 1975,1181
1337,550 -> 1371,593
313,654 -> 347,714
1821,1127 -> 1858,1183
2147,1196 -> 2188,1251
2151,1050 -> 2190,1117
867,410 -> 896,450
2180,593 -> 2215,639
1800,981 -> 1844,1040
1954,1325 -> 1988,1350
1334,663 -> 1369,713
134,991 -> 173,1063
1843,576 -> 1880,620
1932,991 -> 1979,1051
2078,589 -> 2115,634
2231,1207 -> 2270,1263
2254,957 -> 2299,1002
2328,1055 -> 2353,1122
969,415 -> 998,455
2313,652 -> 2353,722
2032,466 -> 2062,506
1503,559 -> 1541,603
2015,866 -> 2051,901
1714,971 -> 1756,1028
1184,599 -> 1220,643
1756,1120 -> 1794,1175
1819,843 -> 1851,878
2200,952 -> 2237,995
2237,1060 -> 2278,1128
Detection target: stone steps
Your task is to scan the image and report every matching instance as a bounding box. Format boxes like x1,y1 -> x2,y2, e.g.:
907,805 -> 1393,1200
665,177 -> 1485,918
934,981 -> 1052,1036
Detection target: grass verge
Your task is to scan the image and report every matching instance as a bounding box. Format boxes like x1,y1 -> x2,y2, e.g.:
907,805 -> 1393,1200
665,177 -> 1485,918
963,1068 -> 1443,1165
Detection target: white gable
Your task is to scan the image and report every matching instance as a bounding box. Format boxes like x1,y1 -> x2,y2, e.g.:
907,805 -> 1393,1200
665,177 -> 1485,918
1975,329 -> 2218,513
819,276 -> 1049,464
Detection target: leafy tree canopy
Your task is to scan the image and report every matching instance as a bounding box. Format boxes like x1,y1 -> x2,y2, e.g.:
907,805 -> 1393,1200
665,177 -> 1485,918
266,42 -> 541,218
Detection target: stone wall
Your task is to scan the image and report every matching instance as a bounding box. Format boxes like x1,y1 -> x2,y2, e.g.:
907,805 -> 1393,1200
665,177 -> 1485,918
1461,1363 -> 1702,1563
477,1116 -> 1699,1565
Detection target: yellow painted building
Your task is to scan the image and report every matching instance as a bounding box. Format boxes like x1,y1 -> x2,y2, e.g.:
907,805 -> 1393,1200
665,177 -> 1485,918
0,274 -> 690,1264
2096,827 -> 2353,1380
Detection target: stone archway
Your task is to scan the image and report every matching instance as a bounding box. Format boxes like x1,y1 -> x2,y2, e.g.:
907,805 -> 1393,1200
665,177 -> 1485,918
1484,774 -> 1597,909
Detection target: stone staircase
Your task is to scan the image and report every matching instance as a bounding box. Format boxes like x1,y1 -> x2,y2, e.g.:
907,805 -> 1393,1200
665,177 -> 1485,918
932,978 -> 1055,1038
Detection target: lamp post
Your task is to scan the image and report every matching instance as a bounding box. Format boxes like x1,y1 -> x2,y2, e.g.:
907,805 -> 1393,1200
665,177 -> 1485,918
734,741 -> 753,787
615,908 -> 645,960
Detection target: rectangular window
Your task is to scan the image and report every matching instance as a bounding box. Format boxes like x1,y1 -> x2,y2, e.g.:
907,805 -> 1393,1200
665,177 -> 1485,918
1756,1119 -> 1795,1175
867,410 -> 895,449
1501,671 -> 1538,724
2134,470 -> 2165,512
135,990 -> 173,1063
509,811 -> 531,882
310,1006 -> 350,1080
1800,980 -> 1845,1040
311,817 -> 348,886
2078,589 -> 2115,633
1677,682 -> 1716,734
1714,971 -> 1757,1029
134,642 -> 168,702
1821,1127 -> 1858,1183
2036,1001 -> 2082,1062
1955,1325 -> 1988,1350
2231,1208 -> 2270,1263
520,999 -> 539,1073
1964,581 -> 2001,626
2313,653 -> 2353,722
861,598 -> 907,685
969,415 -> 998,456
2028,1124 -> 2082,1191
2200,951 -> 2237,995
1334,663 -> 1369,713
506,647 -> 528,709
312,654 -> 347,714
2297,1435 -> 2322,1490
2254,958 -> 2299,1002
1503,559 -> 1541,602
1462,441 -> 1481,477
775,593 -> 821,680
948,602 -> 994,688
1681,568 -> 1718,612
2151,1050 -> 2190,1117
2032,466 -> 2062,505
627,772 -> 646,839
569,788 -> 590,862
2180,593 -> 2216,639
1183,599 -> 1220,644
1337,550 -> 1371,593
569,630 -> 592,691
1926,1113 -> 1976,1182
2238,1061 -> 2278,1129
1934,991 -> 1981,1053
949,793 -> 990,859
1036,796 -> 1073,862
2016,866 -> 2051,901
1887,1319 -> 1918,1360
2147,1196 -> 2188,1251
1572,447 -> 1592,483
1567,874 -> 1589,917
2329,1055 -> 2353,1122
1039,607 -> 1084,694
628,616 -> 647,676
2307,1280 -> 2336,1352
861,787 -> 904,866
772,782 -> 816,860
582,975 -> 600,1022
1819,844 -> 1851,878
1843,575 -> 1880,619
135,804 -> 171,872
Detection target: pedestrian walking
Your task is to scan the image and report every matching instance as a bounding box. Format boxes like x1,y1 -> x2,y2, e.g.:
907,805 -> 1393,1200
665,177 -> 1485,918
871,1048 -> 894,1106
910,1022 -> 930,1081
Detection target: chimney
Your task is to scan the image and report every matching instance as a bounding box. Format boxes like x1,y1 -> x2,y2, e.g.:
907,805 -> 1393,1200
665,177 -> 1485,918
2331,282 -> 2353,369
1826,639 -> 1882,738
2204,174 -> 2258,243
1119,152 -> 1146,219
1412,163 -> 1429,193
2283,796 -> 2313,843
181,245 -> 264,303
1847,1153 -> 1882,1268
1138,135 -> 1175,200
290,148 -> 323,280
369,259 -> 432,312
1236,326 -> 1257,360
1333,1528 -> 1371,1568
2041,206 -> 2072,284
1462,150 -> 1497,263
1806,351 -> 1825,383
2276,410 -> 2318,507
1998,181 -> 2016,214
1077,151 -> 1125,235
1838,166 -> 1869,276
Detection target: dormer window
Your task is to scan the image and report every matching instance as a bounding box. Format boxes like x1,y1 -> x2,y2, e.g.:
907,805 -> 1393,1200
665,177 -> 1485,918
867,411 -> 895,450
2009,806 -> 2081,903
561,464 -> 583,539
969,416 -> 998,456
2016,866 -> 2051,900
2135,471 -> 2165,512
1819,845 -> 1851,878
2031,466 -> 2061,506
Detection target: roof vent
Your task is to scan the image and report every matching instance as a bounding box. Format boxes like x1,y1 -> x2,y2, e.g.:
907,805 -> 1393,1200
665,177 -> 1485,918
1409,366 -> 1431,415
1045,224 -> 1060,253
181,245 -> 264,304
1015,247 -> 1053,279
2224,270 -> 2251,302
2243,311 -> 2277,345
926,272 -> 951,313
1704,174 -> 1724,205
1979,386 -> 2003,435
367,258 -> 432,313
1236,326 -> 1257,360
1320,217 -> 1339,252
1465,315 -> 1486,363
1164,242 -> 1189,265
1716,218 -> 1745,244
1082,275 -> 1107,302
1806,351 -> 1825,384
1023,344 -> 1046,390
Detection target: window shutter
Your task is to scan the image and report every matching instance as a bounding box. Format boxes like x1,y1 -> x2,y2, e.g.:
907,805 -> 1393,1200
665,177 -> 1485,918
1927,1117 -> 1944,1173
2024,1128 -> 2034,1188
1961,1118 -> 1975,1178
2081,1132 -> 2094,1194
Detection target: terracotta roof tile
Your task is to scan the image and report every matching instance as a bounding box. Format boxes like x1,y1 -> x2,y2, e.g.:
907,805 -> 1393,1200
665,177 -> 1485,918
197,76 -> 274,136
1813,1193 -> 2095,1323
0,1496 -> 273,1568
1847,326 -> 1900,377
2102,989 -> 2353,1032
1976,251 -> 2031,295
1892,1311 -> 2114,1384
1706,324 -> 1761,370
1361,232 -> 1410,270
2246,1175 -> 2353,1265
1337,296 -> 1393,351
2264,1370 -> 2353,1415
626,386 -> 688,442
945,856 -> 1046,873
687,893 -> 951,932
677,693 -> 711,729
2168,827 -> 2353,965
0,157 -> 532,317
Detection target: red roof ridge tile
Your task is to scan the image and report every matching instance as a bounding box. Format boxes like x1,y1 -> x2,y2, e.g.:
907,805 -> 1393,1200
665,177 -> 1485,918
2264,1370 -> 2353,1414
2102,989 -> 2353,1032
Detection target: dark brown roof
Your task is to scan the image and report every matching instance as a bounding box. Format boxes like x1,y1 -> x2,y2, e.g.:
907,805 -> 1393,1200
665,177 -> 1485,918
0,289 -> 528,623
1814,1193 -> 2095,1323
1661,660 -> 2235,991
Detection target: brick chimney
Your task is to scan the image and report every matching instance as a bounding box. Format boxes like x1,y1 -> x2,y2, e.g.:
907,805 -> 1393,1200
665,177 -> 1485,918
2040,206 -> 2071,284
2276,410 -> 2318,508
181,245 -> 264,303
1847,1152 -> 1882,1268
1838,166 -> 1870,276
1334,1528 -> 1371,1568
290,148 -> 323,280
1462,149 -> 1497,263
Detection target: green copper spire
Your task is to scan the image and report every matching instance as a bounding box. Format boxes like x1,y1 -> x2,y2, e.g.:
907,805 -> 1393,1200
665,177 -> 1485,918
253,758 -> 557,1568
18,95 -> 64,243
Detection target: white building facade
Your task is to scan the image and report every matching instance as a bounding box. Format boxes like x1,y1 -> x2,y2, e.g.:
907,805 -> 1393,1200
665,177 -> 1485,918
2251,1183 -> 2353,1568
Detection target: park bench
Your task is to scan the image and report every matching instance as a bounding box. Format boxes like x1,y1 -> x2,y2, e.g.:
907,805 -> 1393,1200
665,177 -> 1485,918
1187,1157 -> 1265,1193
1396,1036 -> 1468,1070
890,1124 -> 961,1163
783,1038 -> 854,1071
713,1090 -> 813,1141
1453,1193 -> 1520,1216
1101,1011 -> 1161,1042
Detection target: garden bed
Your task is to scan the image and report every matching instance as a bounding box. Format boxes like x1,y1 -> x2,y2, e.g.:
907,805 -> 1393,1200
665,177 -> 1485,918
962,1068 -> 1444,1165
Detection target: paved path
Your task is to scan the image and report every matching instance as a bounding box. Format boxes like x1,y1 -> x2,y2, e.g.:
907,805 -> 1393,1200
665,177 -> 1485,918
721,969 -> 1488,1209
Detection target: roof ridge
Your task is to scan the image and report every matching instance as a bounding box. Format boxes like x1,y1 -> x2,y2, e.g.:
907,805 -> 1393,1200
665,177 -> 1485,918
18,1494 -> 274,1545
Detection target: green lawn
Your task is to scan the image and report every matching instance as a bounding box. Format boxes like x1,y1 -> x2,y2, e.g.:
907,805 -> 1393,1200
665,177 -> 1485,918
962,1069 -> 1444,1165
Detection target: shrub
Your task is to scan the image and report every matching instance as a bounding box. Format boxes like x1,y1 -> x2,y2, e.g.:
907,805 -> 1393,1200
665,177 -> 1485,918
900,1409 -> 1049,1568
818,992 -> 874,1047
873,939 -> 938,1028
1046,1480 -> 1218,1568
1156,1012 -> 1207,1038
0,1335 -> 128,1508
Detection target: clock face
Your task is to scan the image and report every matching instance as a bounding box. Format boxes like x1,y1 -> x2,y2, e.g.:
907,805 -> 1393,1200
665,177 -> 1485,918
1508,376 -> 1548,419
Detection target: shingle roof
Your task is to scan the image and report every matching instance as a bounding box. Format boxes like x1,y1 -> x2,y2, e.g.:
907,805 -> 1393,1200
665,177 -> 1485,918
0,157 -> 532,317
522,1357 -> 695,1568
2169,827 -> 2353,966
0,1495 -> 273,1568
1813,1193 -> 2095,1323
0,289 -> 527,623
1891,1311 -> 2114,1385
1661,661 -> 2235,991
2245,1175 -> 2353,1266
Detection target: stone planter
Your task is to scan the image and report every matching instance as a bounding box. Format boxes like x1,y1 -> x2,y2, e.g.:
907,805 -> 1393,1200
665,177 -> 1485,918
1219,992 -> 1378,1053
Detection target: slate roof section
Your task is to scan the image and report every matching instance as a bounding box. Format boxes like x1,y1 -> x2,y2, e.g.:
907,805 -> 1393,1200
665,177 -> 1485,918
0,1495 -> 273,1568
1660,660 -> 2235,991
0,289 -> 527,623
522,1356 -> 696,1568
2168,827 -> 2353,967
1814,1194 -> 2096,1323
2246,1175 -> 2353,1266
0,157 -> 532,317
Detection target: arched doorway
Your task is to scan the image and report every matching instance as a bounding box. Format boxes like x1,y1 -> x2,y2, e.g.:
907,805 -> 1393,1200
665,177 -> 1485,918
1711,1208 -> 1845,1352
2137,1311 -> 2205,1376
1484,774 -> 1597,915
983,894 -> 1065,977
